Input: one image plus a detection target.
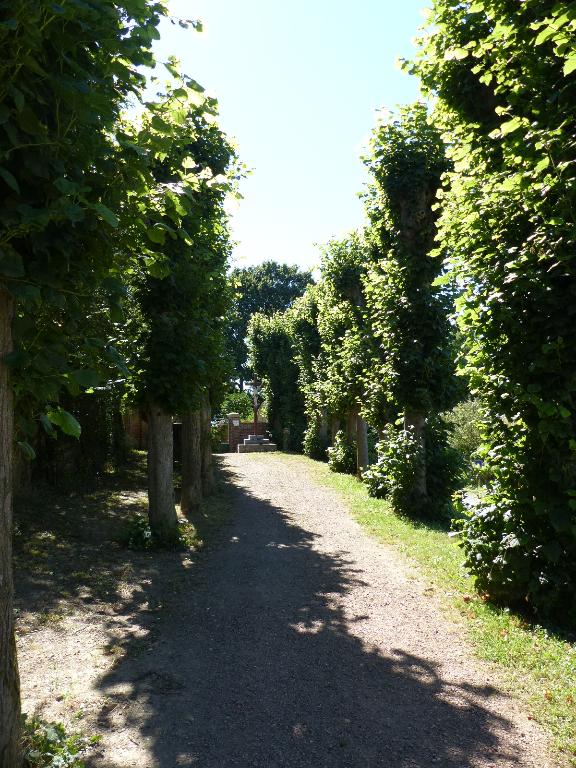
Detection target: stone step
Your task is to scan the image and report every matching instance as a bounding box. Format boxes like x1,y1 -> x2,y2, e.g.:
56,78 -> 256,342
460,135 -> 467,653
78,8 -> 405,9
237,443 -> 277,453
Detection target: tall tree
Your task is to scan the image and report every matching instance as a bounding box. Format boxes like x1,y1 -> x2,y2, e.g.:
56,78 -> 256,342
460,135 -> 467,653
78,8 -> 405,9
123,83 -> 235,539
226,261 -> 312,388
0,1 -> 167,762
362,104 -> 459,514
410,0 -> 576,620
247,312 -> 306,450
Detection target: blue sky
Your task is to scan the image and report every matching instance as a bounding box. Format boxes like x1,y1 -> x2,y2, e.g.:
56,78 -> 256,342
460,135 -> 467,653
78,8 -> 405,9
154,1 -> 429,271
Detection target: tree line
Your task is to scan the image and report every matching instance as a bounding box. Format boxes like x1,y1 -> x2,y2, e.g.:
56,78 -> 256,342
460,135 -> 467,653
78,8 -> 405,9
0,1 -> 239,763
249,0 -> 576,632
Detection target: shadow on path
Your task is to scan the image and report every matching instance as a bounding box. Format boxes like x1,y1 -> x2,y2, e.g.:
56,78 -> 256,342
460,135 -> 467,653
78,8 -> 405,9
92,462 -> 522,768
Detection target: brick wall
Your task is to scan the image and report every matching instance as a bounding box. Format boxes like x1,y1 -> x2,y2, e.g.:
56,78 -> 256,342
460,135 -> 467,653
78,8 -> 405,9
227,413 -> 268,452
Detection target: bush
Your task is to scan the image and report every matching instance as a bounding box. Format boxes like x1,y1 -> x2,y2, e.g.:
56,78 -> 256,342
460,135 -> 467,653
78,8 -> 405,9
364,420 -> 462,518
327,430 -> 356,474
22,716 -> 97,768
364,425 -> 422,510
454,487 -> 576,624
443,399 -> 482,462
302,417 -> 329,461
121,513 -> 201,551
211,419 -> 227,451
216,391 -> 253,421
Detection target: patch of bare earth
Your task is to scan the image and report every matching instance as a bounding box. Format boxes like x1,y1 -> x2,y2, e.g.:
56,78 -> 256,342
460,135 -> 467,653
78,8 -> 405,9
17,453 -> 556,767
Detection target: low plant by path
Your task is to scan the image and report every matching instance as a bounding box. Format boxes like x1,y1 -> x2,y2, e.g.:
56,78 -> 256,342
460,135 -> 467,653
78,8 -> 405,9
278,454 -> 575,766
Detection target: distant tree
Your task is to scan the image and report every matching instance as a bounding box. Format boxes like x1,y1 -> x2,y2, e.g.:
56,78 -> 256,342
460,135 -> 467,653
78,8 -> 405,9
226,261 -> 313,388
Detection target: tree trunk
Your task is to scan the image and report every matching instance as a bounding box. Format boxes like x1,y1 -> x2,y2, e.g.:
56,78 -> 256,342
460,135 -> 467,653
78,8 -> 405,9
404,409 -> 427,506
356,414 -> 369,476
346,409 -> 357,440
0,288 -> 21,768
200,391 -> 214,495
330,417 -> 340,444
319,409 -> 328,445
181,409 -> 202,517
147,403 -> 179,544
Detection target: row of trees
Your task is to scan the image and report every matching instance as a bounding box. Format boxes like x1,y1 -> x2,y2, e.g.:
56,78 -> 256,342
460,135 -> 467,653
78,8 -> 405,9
249,1 -> 576,627
1,2 -> 237,762
249,104 -> 460,513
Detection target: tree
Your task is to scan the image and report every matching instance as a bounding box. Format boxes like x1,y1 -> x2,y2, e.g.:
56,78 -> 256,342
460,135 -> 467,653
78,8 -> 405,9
314,233 -> 373,473
226,261 -> 313,388
247,312 -> 306,450
0,1 -> 167,762
361,104 -> 459,514
122,83 -> 236,539
410,0 -> 576,620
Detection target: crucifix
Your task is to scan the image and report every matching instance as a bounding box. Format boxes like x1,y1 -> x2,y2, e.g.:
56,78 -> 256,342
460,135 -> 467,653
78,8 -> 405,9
248,377 -> 264,437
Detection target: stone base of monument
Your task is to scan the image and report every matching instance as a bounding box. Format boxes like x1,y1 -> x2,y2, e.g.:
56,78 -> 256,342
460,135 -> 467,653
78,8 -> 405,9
237,434 -> 277,453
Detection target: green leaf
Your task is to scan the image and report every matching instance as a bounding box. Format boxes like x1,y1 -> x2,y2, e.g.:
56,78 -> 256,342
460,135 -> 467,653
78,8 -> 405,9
46,408 -> 81,439
146,226 -> 166,244
54,177 -> 79,195
0,168 -> 20,194
0,249 -> 25,278
40,414 -> 56,438
70,369 -> 101,388
17,441 -> 36,461
91,202 -> 119,228
563,56 -> 576,76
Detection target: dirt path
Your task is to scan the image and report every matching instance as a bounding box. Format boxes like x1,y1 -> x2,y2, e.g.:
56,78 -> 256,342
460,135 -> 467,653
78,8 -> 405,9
19,453 -> 554,767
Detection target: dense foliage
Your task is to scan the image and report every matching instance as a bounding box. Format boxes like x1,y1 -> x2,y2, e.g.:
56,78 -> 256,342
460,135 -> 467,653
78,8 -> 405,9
326,430 -> 356,475
360,105 -> 460,515
1,2 -> 238,760
247,311 -> 306,449
226,261 -> 312,388
410,0 -> 576,621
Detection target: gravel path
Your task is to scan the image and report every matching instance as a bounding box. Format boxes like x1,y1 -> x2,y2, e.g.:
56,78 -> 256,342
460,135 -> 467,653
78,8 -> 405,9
89,453 -> 553,768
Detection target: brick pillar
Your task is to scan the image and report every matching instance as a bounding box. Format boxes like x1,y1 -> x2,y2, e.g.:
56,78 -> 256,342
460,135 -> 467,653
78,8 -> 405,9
228,412 -> 241,452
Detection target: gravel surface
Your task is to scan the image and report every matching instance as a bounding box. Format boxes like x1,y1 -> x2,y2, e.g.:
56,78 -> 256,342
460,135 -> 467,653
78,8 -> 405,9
81,453 -> 553,768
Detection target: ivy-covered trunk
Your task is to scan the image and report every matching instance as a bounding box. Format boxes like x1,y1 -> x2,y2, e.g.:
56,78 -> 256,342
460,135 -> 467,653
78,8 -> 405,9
147,403 -> 179,544
356,414 -> 369,475
0,288 -> 21,768
181,409 -> 202,517
404,409 -> 427,506
200,392 -> 214,495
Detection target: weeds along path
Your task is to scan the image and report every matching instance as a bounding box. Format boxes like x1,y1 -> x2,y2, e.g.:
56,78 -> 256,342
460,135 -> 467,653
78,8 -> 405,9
18,453 -> 555,767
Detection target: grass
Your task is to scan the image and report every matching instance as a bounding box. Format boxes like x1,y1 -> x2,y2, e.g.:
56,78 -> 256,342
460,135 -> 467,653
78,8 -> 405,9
280,454 -> 576,766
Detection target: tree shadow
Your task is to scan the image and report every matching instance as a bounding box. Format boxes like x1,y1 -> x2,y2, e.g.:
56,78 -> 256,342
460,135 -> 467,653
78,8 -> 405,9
90,466 -> 528,768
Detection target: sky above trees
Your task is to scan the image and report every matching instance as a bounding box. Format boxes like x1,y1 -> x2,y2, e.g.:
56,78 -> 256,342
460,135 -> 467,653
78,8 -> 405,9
154,1 -> 427,270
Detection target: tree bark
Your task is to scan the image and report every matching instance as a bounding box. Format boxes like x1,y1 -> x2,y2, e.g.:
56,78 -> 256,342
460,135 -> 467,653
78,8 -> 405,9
319,409 -> 329,445
200,391 -> 214,496
330,417 -> 340,445
180,409 -> 202,518
0,287 -> 21,768
404,409 -> 427,506
356,414 -> 369,476
146,402 -> 179,544
346,409 -> 357,440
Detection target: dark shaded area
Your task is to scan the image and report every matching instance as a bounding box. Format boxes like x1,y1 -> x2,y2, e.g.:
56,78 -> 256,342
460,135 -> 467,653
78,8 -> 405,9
89,468 -> 524,768
14,454 -> 231,634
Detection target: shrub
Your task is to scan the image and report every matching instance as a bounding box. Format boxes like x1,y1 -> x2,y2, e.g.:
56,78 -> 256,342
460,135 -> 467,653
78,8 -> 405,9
443,399 -> 482,463
364,420 -> 462,518
217,391 -> 253,421
302,417 -> 329,461
121,513 -> 201,551
22,716 -> 97,768
327,430 -> 356,474
364,425 -> 423,510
